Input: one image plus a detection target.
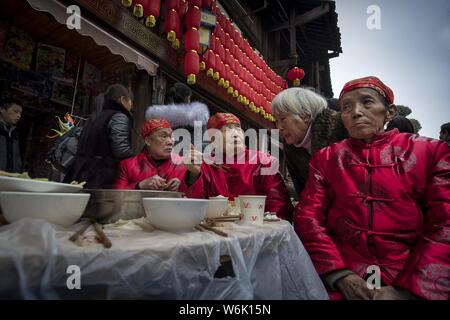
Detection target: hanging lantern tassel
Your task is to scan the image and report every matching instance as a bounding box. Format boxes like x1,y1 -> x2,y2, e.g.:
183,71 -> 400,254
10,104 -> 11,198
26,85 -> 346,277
122,0 -> 132,8
185,50 -> 200,85
172,38 -> 180,49
287,67 -> 305,87
133,1 -> 144,18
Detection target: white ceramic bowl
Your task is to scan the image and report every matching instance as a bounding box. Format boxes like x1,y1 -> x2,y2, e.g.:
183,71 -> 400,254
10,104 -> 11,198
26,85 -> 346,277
205,198 -> 228,218
0,192 -> 90,227
142,198 -> 209,231
0,176 -> 83,193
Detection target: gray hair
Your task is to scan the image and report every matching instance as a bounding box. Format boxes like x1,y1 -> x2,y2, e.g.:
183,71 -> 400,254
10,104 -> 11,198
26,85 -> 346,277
271,87 -> 327,121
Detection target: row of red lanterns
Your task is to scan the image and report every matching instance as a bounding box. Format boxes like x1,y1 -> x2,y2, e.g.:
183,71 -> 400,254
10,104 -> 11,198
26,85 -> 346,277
198,5 -> 289,121
122,1 -> 301,122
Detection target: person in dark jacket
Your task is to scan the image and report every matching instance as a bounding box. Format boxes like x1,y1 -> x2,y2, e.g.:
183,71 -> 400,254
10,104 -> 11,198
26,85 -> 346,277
439,122 -> 450,146
271,87 -> 347,198
0,98 -> 23,173
64,84 -> 134,188
386,115 -> 415,133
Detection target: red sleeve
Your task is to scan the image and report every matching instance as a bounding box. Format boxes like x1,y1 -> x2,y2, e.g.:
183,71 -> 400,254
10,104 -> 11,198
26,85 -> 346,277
257,157 -> 294,222
294,151 -> 348,276
179,172 -> 205,199
112,159 -> 136,189
392,142 -> 450,300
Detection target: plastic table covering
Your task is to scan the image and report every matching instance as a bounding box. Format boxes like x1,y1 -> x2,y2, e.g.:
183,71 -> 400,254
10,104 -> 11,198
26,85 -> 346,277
0,218 -> 328,300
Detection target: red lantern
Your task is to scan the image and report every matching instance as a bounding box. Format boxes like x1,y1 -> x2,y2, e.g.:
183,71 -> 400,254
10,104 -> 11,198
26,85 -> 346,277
217,12 -> 226,29
223,64 -> 231,89
179,0 -> 188,16
216,59 -> 225,87
187,0 -> 201,7
224,32 -> 234,50
141,0 -> 161,27
166,0 -> 180,10
217,42 -> 225,62
203,50 -> 215,77
184,50 -> 200,85
164,9 -> 180,43
185,5 -> 201,29
185,28 -> 200,52
287,67 -> 305,86
122,0 -> 132,8
213,25 -> 225,44
202,0 -> 214,10
211,4 -> 219,15
209,35 -> 217,52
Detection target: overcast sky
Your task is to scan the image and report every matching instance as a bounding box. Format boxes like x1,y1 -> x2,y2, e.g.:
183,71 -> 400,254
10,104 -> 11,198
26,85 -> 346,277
330,0 -> 450,139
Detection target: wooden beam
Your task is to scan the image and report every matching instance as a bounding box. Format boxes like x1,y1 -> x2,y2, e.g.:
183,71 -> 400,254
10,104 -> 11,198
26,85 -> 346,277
289,9 -> 297,62
270,58 -> 298,69
268,3 -> 330,33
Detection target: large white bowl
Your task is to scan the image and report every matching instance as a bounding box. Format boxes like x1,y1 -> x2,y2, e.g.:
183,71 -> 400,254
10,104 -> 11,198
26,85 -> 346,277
205,198 -> 228,218
0,192 -> 90,227
142,198 -> 209,231
0,176 -> 83,193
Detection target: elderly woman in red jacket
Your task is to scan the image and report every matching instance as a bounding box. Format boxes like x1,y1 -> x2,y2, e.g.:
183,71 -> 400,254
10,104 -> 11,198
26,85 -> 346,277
295,76 -> 449,300
194,112 -> 294,222
113,118 -> 201,196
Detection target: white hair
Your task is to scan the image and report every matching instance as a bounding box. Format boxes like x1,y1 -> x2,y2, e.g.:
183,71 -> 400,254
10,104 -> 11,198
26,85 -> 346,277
271,87 -> 327,121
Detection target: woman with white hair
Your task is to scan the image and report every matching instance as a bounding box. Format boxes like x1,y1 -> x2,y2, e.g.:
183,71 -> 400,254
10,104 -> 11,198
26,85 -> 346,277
272,87 -> 347,197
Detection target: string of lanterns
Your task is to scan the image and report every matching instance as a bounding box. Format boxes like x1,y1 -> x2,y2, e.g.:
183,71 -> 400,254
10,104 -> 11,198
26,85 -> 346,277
122,0 -> 305,123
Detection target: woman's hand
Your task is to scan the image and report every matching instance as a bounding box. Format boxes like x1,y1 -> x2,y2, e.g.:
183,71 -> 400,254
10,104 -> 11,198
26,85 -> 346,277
184,145 -> 202,178
335,274 -> 375,300
138,175 -> 167,190
373,286 -> 417,300
166,178 -> 181,191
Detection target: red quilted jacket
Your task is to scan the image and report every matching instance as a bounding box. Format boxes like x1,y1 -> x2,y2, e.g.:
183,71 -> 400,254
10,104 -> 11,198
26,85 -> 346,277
295,130 -> 450,300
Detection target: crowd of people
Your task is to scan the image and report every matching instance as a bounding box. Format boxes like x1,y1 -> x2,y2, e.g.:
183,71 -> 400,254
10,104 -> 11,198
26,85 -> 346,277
1,76 -> 448,300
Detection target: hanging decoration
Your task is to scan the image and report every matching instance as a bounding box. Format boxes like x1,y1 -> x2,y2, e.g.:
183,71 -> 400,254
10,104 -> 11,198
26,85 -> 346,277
184,50 -> 200,85
144,0 -> 161,27
183,1 -> 201,84
164,0 -> 181,47
287,67 -> 305,87
121,0 -> 288,121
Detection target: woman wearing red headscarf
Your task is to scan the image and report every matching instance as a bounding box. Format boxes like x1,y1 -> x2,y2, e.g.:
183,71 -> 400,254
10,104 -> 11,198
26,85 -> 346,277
113,118 -> 201,196
295,76 -> 450,300
194,112 -> 294,222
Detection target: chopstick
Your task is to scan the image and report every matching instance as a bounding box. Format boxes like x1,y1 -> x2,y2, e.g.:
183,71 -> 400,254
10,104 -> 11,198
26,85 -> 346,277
92,220 -> 112,248
69,220 -> 91,243
198,224 -> 228,237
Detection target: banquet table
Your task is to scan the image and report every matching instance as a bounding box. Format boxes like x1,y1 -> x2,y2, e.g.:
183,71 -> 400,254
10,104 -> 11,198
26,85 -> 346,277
0,217 -> 328,300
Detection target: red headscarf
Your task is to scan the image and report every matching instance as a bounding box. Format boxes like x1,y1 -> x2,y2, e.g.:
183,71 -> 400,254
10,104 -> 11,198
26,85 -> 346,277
141,118 -> 171,138
339,76 -> 394,104
207,113 -> 241,130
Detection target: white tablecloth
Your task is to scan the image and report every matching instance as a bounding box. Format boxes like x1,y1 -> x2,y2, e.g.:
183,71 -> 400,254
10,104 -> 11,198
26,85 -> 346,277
0,218 -> 328,299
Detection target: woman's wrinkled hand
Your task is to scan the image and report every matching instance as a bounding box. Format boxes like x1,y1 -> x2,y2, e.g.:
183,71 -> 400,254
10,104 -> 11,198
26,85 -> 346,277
166,178 -> 181,191
373,286 -> 417,300
138,175 -> 167,190
336,274 -> 375,300
184,145 -> 202,178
